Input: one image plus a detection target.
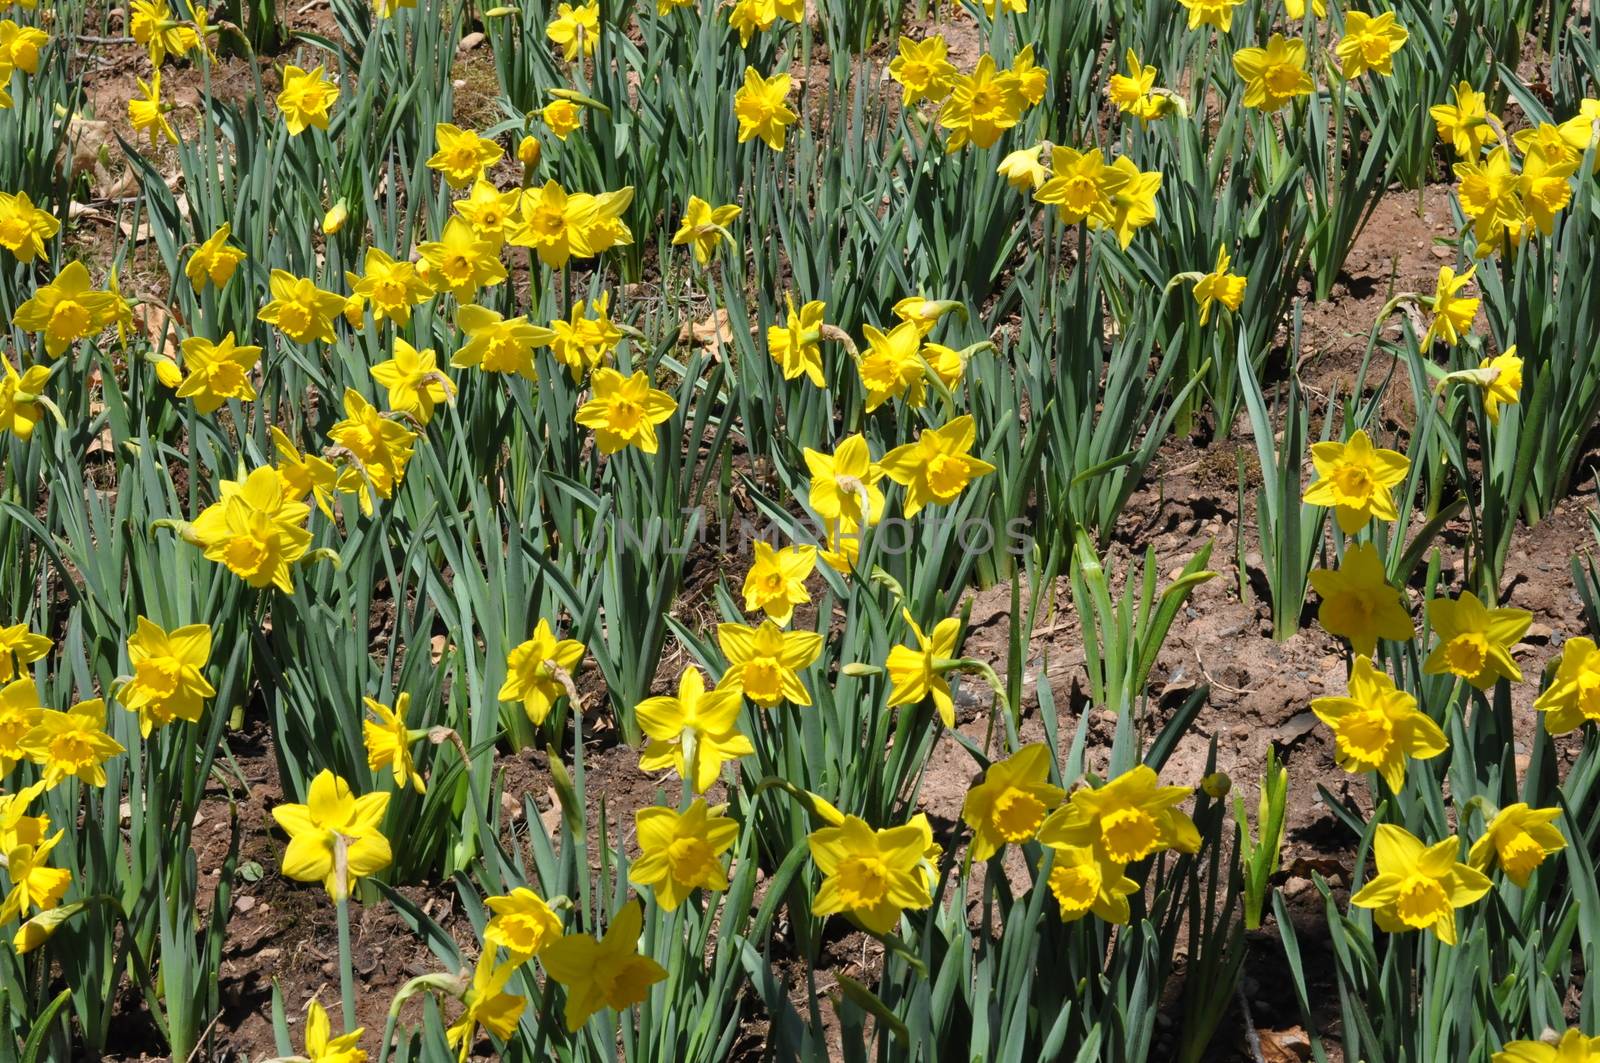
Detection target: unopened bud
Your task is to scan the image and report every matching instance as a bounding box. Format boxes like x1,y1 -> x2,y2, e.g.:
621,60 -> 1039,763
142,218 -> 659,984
518,134 -> 542,169
322,200 -> 349,235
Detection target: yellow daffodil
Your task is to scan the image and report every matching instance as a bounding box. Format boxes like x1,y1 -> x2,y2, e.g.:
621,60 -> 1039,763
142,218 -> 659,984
741,542 -> 815,625
1515,122 -> 1582,173
766,295 -> 827,386
629,798 -> 738,911
1430,80 -> 1495,156
129,0 -> 198,66
446,953 -> 525,1058
1336,11 -> 1408,79
426,123 -> 503,189
418,216 -> 508,301
1233,34 -> 1315,111
884,610 -> 961,727
174,332 -> 260,414
276,64 -> 339,136
0,830 -> 70,924
0,625 -> 49,683
733,66 -> 798,151
484,887 -> 561,960
373,0 -> 418,16
1350,824 -> 1489,945
0,677 -> 43,774
717,619 -> 822,707
804,434 -> 885,533
1286,0 -> 1328,16
0,782 -> 47,854
299,999 -> 365,1063
1532,636 -> 1600,734
1312,655 -> 1446,792
118,617 -> 214,736
1100,155 -> 1161,248
728,0 -> 777,47
1178,0 -> 1245,30
637,667 -> 752,793
271,427 -> 340,521
1559,98 -> 1600,172
1423,591 -> 1531,689
271,769 -> 391,900
980,0 -> 1026,14
184,223 -> 247,291
348,247 -> 432,326
329,389 -> 417,513
13,261 -> 117,358
542,98 -> 582,140
997,145 -> 1048,190
1493,1030 -> 1600,1063
509,179 -> 635,269
857,320 -> 927,411
1454,147 -> 1527,255
1010,45 -> 1048,107
0,20 -> 49,75
370,338 -> 453,425
961,744 -> 1065,861
1037,764 -> 1201,866
1043,843 -> 1140,924
672,196 -> 741,266
0,360 -> 50,441
499,619 -> 585,727
128,71 -> 176,146
889,35 -> 956,107
540,900 -> 667,1031
880,415 -> 996,518
1109,50 -> 1172,123
1421,265 -> 1478,347
362,693 -> 424,794
574,367 -> 677,454
1469,803 -> 1565,888
258,269 -> 346,345
452,304 -> 557,380
1308,542 -> 1414,656
893,297 -> 960,336
1478,348 -> 1522,425
808,814 -> 933,934
547,0 -> 600,61
1303,429 -> 1409,534
549,293 -> 622,381
1193,246 -> 1248,325
453,179 -> 522,248
0,190 -> 59,262
938,55 -> 1024,152
1035,145 -> 1128,226
1519,145 -> 1576,236
190,466 -> 313,593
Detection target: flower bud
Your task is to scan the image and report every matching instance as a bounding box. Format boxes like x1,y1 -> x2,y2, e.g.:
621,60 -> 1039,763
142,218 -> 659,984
322,200 -> 349,235
1201,772 -> 1231,799
518,134 -> 542,170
